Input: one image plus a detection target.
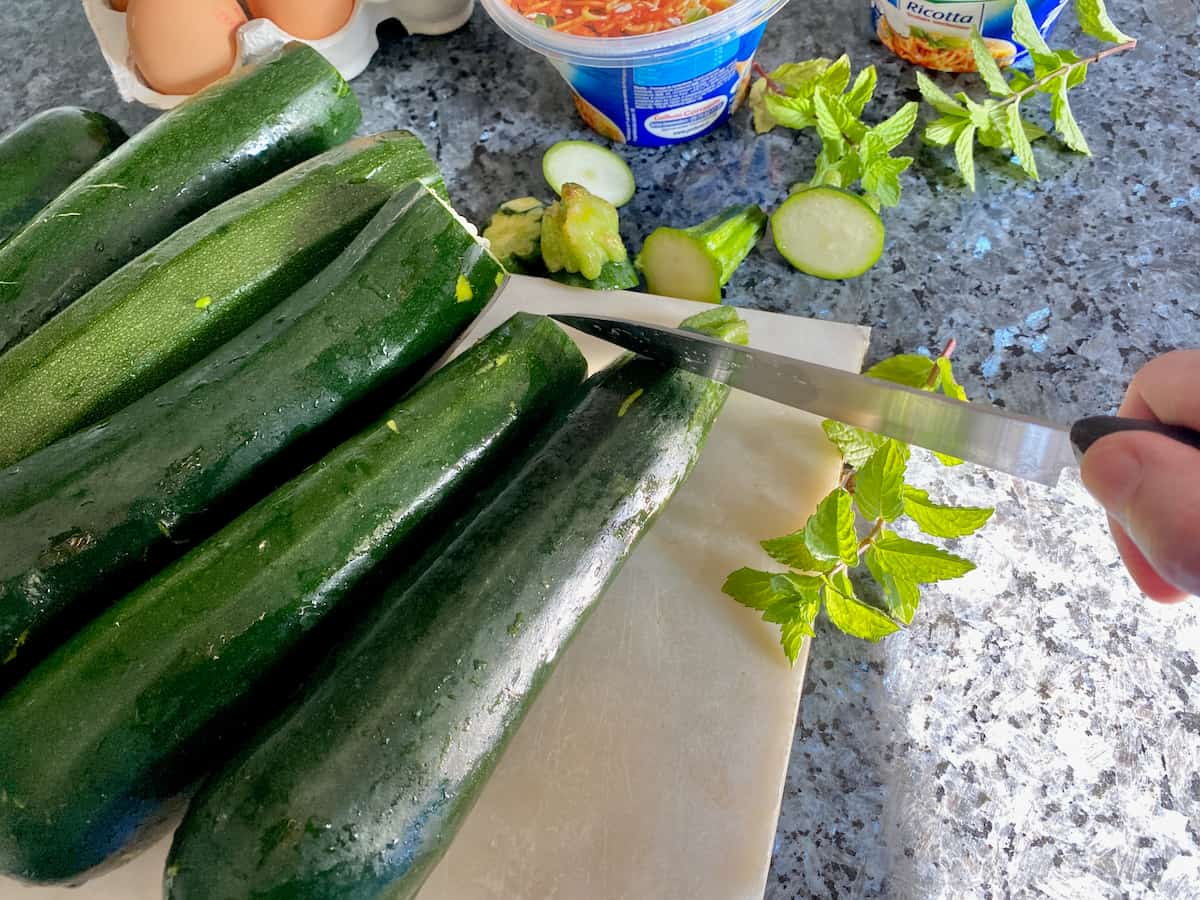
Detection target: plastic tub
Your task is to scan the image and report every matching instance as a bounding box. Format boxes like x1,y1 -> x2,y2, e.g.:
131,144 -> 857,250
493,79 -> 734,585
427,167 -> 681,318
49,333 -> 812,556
480,0 -> 790,147
869,0 -> 1068,72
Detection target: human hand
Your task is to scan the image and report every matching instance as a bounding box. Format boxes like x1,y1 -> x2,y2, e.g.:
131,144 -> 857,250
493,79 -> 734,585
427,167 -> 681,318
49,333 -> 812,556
1079,350 -> 1200,602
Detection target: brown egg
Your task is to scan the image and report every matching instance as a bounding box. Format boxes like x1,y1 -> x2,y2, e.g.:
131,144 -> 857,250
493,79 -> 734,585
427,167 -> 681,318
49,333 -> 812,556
248,0 -> 355,40
127,0 -> 247,95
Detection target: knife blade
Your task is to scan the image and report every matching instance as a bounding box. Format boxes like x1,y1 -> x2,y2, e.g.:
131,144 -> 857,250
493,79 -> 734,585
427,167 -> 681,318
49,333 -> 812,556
550,313 -> 1200,486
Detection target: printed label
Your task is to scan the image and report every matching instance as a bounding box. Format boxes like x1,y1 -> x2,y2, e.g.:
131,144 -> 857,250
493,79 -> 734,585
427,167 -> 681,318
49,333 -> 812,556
870,0 -> 1068,72
555,23 -> 767,147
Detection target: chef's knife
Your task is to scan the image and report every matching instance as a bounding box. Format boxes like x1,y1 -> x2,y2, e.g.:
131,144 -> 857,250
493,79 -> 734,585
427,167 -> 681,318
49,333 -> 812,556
550,313 -> 1200,486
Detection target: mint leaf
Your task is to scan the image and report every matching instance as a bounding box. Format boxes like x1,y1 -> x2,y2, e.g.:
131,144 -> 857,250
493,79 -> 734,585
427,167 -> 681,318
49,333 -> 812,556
770,59 -> 835,92
1050,78 -> 1091,154
812,90 -> 847,155
925,116 -> 969,147
902,486 -> 995,538
819,54 -> 853,96
1006,102 -> 1039,179
857,131 -> 889,167
845,66 -> 878,116
916,71 -> 966,115
779,617 -> 813,663
1074,0 -> 1134,44
970,30 -> 1013,96
865,354 -> 935,388
1058,50 -> 1090,88
936,357 -> 968,401
855,441 -> 909,522
822,420 -> 887,468
804,489 -> 859,565
869,534 -> 976,582
763,90 -> 818,131
823,571 -> 900,641
954,124 -> 978,191
722,567 -> 790,611
1010,0 -> 1058,67
865,549 -> 922,623
871,101 -> 919,151
761,530 -> 836,573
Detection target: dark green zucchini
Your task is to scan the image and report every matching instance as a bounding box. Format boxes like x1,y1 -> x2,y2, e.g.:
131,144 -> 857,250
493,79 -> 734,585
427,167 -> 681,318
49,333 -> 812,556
164,306 -> 745,900
550,257 -> 640,291
0,313 -> 586,885
0,107 -> 127,246
0,130 -> 443,469
0,182 -> 495,687
0,43 -> 361,353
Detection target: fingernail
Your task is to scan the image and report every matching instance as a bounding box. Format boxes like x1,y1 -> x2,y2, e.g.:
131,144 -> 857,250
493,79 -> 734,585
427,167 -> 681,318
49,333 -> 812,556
1079,440 -> 1144,529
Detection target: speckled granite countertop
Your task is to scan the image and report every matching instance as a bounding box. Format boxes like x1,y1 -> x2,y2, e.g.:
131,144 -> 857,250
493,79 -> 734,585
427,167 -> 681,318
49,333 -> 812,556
2,2 -> 1198,897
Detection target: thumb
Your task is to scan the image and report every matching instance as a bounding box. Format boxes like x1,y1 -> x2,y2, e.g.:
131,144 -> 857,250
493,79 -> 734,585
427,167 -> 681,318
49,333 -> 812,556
1080,431 -> 1200,599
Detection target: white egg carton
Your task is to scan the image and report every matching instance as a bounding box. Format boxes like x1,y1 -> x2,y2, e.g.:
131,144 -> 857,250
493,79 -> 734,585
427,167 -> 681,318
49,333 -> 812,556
81,0 -> 476,110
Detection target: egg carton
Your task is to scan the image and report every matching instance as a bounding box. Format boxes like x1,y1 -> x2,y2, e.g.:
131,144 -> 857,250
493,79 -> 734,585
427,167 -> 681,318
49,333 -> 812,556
81,0 -> 476,110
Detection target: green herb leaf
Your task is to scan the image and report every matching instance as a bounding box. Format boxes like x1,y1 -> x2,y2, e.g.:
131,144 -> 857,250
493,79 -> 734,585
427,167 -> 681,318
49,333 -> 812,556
970,30 -> 1013,96
722,567 -> 788,610
869,534 -> 976,583
762,90 -> 819,131
761,530 -> 836,573
771,58 -> 835,91
936,357 -> 968,401
865,354 -> 936,388
823,571 -> 900,641
1074,0 -> 1134,44
1006,102 -> 1039,179
925,115 -> 969,147
916,71 -> 967,115
845,65 -> 878,116
871,101 -> 919,151
902,486 -> 995,538
954,124 -> 978,191
812,90 -> 847,155
533,12 -> 556,27
778,616 -> 813,663
861,156 -> 912,208
1010,0 -> 1058,68
822,420 -> 887,468
819,54 -> 853,96
804,488 -> 859,565
857,131 -> 889,168
1049,77 -> 1091,154
1058,50 -> 1090,88
855,441 -> 909,521
864,549 -> 922,623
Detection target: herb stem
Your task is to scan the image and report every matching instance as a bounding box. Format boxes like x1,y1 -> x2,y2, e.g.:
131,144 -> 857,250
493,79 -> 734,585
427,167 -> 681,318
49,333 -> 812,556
1000,39 -> 1137,107
923,339 -> 957,390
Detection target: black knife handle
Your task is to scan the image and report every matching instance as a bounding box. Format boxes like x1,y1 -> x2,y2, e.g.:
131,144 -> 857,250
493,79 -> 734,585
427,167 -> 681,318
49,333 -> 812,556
1070,416 -> 1200,457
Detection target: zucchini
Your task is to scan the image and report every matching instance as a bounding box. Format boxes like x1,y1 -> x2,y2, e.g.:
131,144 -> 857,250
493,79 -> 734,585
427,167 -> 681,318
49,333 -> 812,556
0,313 -> 586,885
770,187 -> 885,279
0,131 -> 442,469
481,196 -> 545,273
0,43 -> 361,353
164,307 -> 745,900
549,256 -> 640,291
0,182 -> 495,687
543,139 -> 636,207
636,203 -> 767,302
0,107 -> 127,247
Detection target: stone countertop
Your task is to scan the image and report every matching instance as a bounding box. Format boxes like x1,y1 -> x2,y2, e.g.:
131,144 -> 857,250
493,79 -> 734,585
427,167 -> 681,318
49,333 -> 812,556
2,2 -> 1199,897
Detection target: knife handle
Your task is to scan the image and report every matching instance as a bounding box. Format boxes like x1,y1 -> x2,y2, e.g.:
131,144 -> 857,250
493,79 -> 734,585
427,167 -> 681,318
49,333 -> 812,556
1070,416 -> 1200,457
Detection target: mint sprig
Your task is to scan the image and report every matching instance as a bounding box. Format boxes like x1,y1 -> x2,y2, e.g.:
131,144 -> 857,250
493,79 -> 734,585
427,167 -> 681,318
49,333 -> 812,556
749,57 -> 918,209
724,345 -> 994,659
918,0 -> 1137,190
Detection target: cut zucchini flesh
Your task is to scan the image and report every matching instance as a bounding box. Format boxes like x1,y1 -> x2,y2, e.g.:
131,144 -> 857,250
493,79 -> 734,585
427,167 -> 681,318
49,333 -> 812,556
771,187 -> 885,280
638,229 -> 724,302
543,140 -> 636,208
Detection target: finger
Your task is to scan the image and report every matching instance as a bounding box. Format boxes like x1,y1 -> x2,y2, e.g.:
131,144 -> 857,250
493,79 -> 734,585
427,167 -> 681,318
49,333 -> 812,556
1120,350 -> 1200,426
1081,431 -> 1200,599
1108,517 -> 1189,603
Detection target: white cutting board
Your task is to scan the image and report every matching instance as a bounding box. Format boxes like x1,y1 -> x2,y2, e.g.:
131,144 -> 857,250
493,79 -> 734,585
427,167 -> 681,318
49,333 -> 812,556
0,276 -> 868,900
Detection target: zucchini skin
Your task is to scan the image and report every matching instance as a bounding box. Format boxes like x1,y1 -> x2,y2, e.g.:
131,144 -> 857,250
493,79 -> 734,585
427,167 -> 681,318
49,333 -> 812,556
0,107 -> 127,246
0,130 -> 442,469
0,313 -> 586,885
0,182 -> 490,688
165,351 -> 731,900
0,44 -> 361,353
